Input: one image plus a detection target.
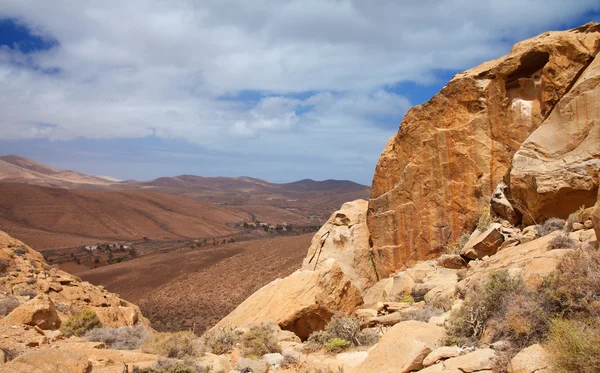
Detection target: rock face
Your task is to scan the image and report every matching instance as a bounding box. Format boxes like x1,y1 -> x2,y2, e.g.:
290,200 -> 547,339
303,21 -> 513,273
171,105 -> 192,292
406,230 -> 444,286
213,260 -> 362,340
511,48 -> 600,224
0,230 -> 151,330
355,320 -> 447,373
368,23 -> 600,275
302,199 -> 377,292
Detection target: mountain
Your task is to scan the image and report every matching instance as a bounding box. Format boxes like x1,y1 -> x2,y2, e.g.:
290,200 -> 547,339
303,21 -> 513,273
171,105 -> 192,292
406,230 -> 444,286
0,154 -> 115,188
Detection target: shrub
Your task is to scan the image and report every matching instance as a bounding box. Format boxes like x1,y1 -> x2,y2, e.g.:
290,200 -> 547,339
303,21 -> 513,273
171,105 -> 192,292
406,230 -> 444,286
399,294 -> 415,304
537,218 -> 565,237
565,206 -> 585,232
402,305 -> 445,322
0,296 -> 20,316
548,233 -> 577,250
324,338 -> 351,353
240,325 -> 280,359
546,318 -> 600,373
132,358 -> 211,373
203,325 -> 239,355
143,331 -> 200,359
61,309 -> 102,337
306,316 -> 379,351
476,207 -> 498,232
84,324 -> 150,350
14,247 -> 25,256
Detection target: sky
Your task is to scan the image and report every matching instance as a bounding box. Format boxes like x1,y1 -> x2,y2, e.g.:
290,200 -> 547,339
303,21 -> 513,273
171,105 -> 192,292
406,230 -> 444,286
0,1 -> 598,184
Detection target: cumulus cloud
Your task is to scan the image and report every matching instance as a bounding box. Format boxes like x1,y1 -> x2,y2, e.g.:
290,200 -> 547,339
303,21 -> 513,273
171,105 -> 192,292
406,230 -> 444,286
0,0 -> 598,181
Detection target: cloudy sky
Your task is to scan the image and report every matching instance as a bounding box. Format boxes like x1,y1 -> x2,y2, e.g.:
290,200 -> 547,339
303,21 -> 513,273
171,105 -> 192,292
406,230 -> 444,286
0,1 -> 598,184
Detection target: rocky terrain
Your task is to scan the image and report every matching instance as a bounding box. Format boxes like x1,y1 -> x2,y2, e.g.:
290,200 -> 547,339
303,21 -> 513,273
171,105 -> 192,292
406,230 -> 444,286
0,22 -> 599,373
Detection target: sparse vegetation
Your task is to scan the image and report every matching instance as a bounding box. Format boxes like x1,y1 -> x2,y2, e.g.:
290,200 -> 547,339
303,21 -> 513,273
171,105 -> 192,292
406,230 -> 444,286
61,309 -> 102,337
324,337 -> 351,353
240,325 -> 281,359
142,331 -> 201,359
14,247 -> 25,256
0,295 -> 20,316
476,207 -> 499,232
402,305 -> 445,322
546,318 -> 600,373
132,358 -> 215,373
203,325 -> 239,355
445,233 -> 470,254
306,316 -> 379,353
565,206 -> 585,232
537,217 -> 565,236
84,324 -> 150,350
399,294 -> 415,304
548,233 -> 577,250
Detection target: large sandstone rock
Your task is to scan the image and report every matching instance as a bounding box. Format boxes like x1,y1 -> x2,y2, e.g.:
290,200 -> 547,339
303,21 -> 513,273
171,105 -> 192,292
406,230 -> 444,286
302,199 -> 377,292
508,344 -> 551,373
5,349 -> 91,373
213,261 -> 362,339
368,23 -> 600,275
460,223 -> 504,260
355,321 -> 446,373
511,45 -> 600,224
4,295 -> 60,330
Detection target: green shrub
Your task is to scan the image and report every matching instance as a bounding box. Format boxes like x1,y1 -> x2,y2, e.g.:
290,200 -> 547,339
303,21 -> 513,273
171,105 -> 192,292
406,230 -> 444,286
546,318 -> 600,373
537,218 -> 565,236
548,233 -> 577,250
61,309 -> 102,337
132,358 -> 213,373
324,338 -> 351,353
240,325 -> 280,359
142,331 -> 200,359
306,316 -> 379,352
203,325 -> 239,355
399,294 -> 415,304
84,324 -> 150,350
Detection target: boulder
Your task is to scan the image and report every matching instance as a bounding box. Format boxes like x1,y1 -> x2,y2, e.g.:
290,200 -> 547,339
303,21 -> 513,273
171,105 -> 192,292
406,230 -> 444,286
213,261 -> 362,340
422,346 -> 462,367
437,254 -> 466,269
508,344 -> 551,373
368,23 -> 600,275
7,349 -> 91,373
519,225 -> 539,244
511,48 -> 600,224
237,357 -> 268,373
443,348 -> 496,372
5,295 -> 60,330
460,223 -> 504,260
355,321 -> 447,373
491,181 -> 519,224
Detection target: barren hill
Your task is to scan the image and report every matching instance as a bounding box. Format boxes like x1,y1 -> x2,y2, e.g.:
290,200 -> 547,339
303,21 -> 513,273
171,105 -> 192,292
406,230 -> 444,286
0,182 -> 247,249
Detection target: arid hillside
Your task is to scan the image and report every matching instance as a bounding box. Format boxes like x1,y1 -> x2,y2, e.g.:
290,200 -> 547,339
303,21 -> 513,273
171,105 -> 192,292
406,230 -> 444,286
79,233 -> 313,333
0,182 -> 248,249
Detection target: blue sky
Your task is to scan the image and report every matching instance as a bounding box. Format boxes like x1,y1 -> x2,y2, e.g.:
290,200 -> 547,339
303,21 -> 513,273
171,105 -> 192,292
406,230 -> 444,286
0,2 -> 598,184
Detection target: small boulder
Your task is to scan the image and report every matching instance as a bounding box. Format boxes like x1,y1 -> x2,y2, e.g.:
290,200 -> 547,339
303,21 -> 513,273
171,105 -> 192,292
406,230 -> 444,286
519,225 -> 539,244
443,348 -> 496,372
461,224 -> 504,260
263,353 -> 284,369
5,295 -> 61,330
436,254 -> 466,269
572,222 -> 585,231
10,349 -> 90,373
508,344 -> 551,373
422,346 -> 462,367
584,220 -> 594,229
237,357 -> 268,373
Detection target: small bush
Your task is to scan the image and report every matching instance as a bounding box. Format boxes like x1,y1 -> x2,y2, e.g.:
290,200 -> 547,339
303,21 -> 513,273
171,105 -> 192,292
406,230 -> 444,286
402,305 -> 445,323
56,304 -> 69,314
546,318 -> 600,373
537,218 -> 565,237
84,324 -> 150,350
324,338 -> 351,353
203,325 -> 239,355
132,358 -> 210,373
399,294 -> 415,304
306,316 -> 379,351
548,233 -> 577,250
61,309 -> 102,337
14,247 -> 25,256
240,325 -> 280,359
0,296 -> 20,316
143,331 -> 200,359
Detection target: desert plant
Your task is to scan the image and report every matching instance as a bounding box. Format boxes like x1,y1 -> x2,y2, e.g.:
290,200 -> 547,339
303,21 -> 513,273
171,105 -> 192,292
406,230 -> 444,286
306,316 -> 379,351
203,325 -> 239,355
548,233 -> 577,250
14,247 -> 25,256
402,305 -> 445,323
0,296 -> 20,316
537,218 -> 566,236
324,337 -> 351,353
240,325 -> 280,359
565,205 -> 585,232
477,207 -> 499,232
399,294 -> 415,304
84,324 -> 150,350
545,318 -> 600,373
143,331 -> 200,359
132,358 -> 212,373
61,309 -> 102,337
445,233 -> 470,254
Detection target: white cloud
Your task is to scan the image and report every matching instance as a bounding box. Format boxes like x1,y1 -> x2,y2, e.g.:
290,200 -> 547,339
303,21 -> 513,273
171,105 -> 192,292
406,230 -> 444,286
0,0 -> 598,181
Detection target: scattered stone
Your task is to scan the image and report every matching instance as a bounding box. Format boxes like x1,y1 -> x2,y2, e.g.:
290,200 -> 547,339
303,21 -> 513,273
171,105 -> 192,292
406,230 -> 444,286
572,222 -> 585,231
584,220 -> 594,229
422,346 -> 462,367
436,255 -> 466,269
443,348 -> 496,372
263,353 -> 284,368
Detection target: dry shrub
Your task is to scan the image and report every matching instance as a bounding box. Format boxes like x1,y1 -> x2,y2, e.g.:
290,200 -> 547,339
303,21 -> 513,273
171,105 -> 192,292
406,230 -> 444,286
402,305 -> 445,323
306,316 -> 379,352
84,324 -> 150,350
546,318 -> 600,373
202,325 -> 239,355
143,331 -> 200,359
0,295 -> 20,316
537,218 -> 565,236
61,309 -> 102,337
477,207 -> 498,232
240,325 -> 280,359
548,233 -> 577,250
132,358 -> 213,373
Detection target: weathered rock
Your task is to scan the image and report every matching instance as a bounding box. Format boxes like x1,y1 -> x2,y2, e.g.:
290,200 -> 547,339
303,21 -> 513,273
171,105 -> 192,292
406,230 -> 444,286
443,348 -> 496,372
519,225 -> 539,244
508,344 -> 551,373
368,23 -> 600,275
491,181 -> 519,224
362,278 -> 393,305
263,353 -> 284,368
460,223 -> 504,260
511,45 -> 600,224
423,346 -> 462,367
585,220 -> 594,229
355,321 -> 446,373
7,349 -> 91,373
437,254 -> 466,269
237,357 -> 268,373
572,222 -> 585,231
302,200 -> 377,292
5,295 -> 60,330
213,261 -> 362,340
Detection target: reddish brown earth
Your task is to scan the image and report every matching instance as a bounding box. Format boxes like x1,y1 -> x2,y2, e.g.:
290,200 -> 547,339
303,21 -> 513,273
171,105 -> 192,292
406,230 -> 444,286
80,233 -> 313,333
0,182 -> 247,249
